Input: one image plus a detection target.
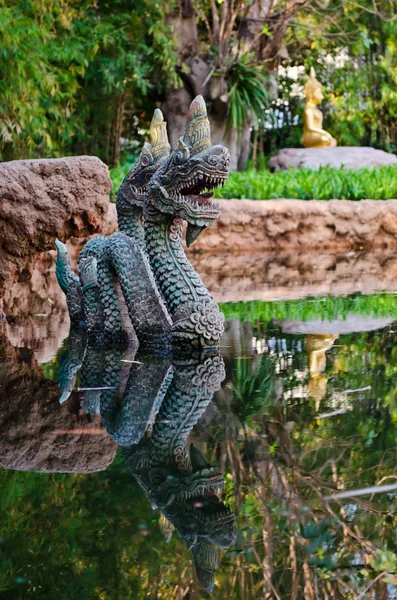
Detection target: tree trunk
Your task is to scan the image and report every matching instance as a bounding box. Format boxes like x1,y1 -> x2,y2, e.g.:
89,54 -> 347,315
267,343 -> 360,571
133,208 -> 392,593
162,1 -> 304,170
109,93 -> 125,167
162,9 -> 252,170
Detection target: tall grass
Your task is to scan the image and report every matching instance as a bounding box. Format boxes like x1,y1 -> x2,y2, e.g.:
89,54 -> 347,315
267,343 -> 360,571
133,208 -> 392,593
220,293 -> 397,323
109,164 -> 397,201
213,165 -> 397,201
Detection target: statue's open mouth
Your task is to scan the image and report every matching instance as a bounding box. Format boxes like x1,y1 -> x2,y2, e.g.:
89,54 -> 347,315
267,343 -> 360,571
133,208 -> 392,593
161,174 -> 224,213
185,491 -> 236,545
177,171 -> 227,207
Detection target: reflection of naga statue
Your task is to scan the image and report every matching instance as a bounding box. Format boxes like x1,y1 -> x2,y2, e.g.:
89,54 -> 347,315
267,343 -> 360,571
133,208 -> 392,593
55,96 -> 229,348
302,68 -> 337,149
59,335 -> 236,592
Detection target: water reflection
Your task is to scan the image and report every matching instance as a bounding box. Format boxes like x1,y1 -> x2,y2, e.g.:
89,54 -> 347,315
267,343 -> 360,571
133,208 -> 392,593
3,302 -> 397,597
59,335 -> 236,592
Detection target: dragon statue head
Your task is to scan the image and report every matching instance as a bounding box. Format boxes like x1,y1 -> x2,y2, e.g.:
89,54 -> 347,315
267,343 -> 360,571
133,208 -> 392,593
116,109 -> 171,215
146,95 -> 230,246
155,453 -> 236,593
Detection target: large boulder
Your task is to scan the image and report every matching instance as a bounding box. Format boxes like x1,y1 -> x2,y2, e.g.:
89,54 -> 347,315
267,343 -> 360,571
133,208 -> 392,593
0,156 -> 112,315
269,147 -> 397,171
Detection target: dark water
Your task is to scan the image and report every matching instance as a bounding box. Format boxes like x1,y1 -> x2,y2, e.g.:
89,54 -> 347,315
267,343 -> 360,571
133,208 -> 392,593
2,295 -> 397,599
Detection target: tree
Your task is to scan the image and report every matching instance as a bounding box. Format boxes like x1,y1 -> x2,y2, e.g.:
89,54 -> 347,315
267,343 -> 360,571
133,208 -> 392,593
0,0 -> 178,165
161,0 -> 313,170
274,0 -> 397,154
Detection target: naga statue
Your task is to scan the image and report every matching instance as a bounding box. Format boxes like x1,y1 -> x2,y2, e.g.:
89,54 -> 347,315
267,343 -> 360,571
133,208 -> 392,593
58,333 -> 236,592
55,96 -> 229,348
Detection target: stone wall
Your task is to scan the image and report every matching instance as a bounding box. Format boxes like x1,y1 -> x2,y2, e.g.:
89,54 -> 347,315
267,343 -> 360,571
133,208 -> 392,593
82,198 -> 397,254
192,198 -> 397,253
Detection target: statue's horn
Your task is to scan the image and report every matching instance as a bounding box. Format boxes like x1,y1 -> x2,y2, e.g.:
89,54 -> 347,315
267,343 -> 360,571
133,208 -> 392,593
159,514 -> 174,543
183,95 -> 212,155
149,108 -> 170,161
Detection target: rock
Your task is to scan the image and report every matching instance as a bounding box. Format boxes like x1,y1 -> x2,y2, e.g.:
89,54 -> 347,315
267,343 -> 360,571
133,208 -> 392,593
269,147 -> 397,171
0,335 -> 117,473
67,202 -> 118,263
0,156 -> 112,314
277,316 -> 395,335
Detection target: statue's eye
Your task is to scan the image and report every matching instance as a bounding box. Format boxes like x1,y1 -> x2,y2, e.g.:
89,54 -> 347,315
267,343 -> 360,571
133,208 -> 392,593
174,151 -> 183,165
141,155 -> 150,167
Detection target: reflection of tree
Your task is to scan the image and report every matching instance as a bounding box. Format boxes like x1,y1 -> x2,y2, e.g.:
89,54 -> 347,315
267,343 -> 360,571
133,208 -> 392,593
199,320 -> 397,598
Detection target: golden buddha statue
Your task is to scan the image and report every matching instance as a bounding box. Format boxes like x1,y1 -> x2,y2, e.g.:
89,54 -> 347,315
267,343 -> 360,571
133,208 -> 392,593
303,67 -> 337,148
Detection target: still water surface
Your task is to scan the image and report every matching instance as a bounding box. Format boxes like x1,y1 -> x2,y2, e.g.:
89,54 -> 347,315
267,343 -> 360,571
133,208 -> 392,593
2,294 -> 397,599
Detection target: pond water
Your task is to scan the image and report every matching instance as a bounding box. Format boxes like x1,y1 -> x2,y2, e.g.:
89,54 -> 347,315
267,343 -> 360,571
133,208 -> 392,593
2,293 -> 397,599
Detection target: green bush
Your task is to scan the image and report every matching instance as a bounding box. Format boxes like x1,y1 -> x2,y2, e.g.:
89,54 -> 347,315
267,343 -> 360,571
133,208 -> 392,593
109,162 -> 134,201
220,293 -> 397,323
213,165 -> 397,201
110,164 -> 397,201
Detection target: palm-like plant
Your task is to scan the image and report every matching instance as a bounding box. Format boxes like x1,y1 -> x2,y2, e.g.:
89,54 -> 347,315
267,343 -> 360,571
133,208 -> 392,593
225,53 -> 270,132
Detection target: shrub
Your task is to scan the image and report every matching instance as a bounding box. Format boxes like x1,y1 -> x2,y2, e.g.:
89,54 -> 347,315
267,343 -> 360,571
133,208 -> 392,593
220,293 -> 397,324
109,163 -> 397,202
213,165 -> 397,201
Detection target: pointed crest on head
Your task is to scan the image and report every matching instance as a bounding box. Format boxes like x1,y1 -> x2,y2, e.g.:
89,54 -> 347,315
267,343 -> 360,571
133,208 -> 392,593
305,66 -> 323,101
149,108 -> 170,161
159,514 -> 174,543
183,96 -> 211,155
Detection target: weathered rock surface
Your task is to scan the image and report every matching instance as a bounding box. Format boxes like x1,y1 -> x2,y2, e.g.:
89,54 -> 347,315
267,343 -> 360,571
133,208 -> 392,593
0,156 -> 112,314
66,197 -> 397,257
191,250 -> 397,302
192,198 -> 397,252
0,335 -> 117,473
268,146 -> 397,170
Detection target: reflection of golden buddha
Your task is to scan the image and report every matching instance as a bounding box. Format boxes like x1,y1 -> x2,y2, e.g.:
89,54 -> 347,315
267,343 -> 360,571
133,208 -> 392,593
303,67 -> 337,148
306,334 -> 338,408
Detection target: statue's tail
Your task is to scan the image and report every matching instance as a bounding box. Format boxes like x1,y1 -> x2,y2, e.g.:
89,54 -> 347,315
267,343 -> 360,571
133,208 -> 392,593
55,239 -> 84,325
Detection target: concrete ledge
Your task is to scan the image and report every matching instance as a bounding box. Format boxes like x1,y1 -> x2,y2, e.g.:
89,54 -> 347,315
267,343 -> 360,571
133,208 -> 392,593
192,198 -> 397,252
71,198 -> 397,254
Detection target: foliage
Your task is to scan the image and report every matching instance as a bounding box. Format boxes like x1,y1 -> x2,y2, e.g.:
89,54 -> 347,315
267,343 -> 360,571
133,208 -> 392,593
224,53 -> 270,133
0,1 -> 88,160
213,165 -> 397,200
0,0 -> 178,165
109,156 -> 139,200
282,0 -> 397,153
109,162 -> 397,201
220,293 -> 397,323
